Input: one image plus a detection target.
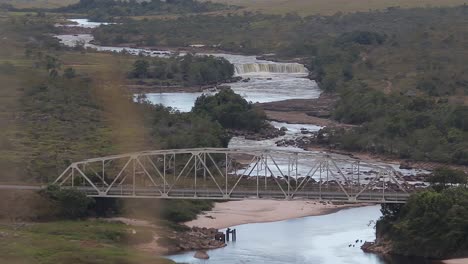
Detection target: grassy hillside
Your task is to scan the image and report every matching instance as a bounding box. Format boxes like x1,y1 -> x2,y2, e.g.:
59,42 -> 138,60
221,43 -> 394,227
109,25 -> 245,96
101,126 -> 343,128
206,0 -> 468,15
0,0 -> 77,8
0,13 -> 230,183
0,219 -> 174,264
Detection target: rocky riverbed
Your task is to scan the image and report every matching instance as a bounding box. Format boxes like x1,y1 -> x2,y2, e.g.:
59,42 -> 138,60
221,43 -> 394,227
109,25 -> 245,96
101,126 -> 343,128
160,226 -> 226,254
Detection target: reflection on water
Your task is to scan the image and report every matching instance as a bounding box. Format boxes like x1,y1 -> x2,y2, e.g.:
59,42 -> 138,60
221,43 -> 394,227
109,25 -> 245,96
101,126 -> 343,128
167,206 -> 433,264
144,92 -> 203,112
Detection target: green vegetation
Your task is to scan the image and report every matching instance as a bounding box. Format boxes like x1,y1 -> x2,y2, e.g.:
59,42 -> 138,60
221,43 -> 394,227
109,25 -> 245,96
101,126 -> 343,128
427,167 -> 467,191
0,0 -> 77,9
205,0 -> 468,16
129,54 -> 234,86
377,176 -> 468,259
41,185 -> 95,219
94,6 -> 468,165
0,15 -> 223,258
0,220 -> 173,264
324,86 -> 468,164
53,0 -> 238,21
159,200 -> 214,223
0,13 -> 233,184
193,88 -> 268,132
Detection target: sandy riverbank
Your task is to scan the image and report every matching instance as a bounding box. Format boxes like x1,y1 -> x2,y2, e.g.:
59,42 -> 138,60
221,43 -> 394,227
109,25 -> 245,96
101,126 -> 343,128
185,199 -> 363,229
443,259 -> 468,264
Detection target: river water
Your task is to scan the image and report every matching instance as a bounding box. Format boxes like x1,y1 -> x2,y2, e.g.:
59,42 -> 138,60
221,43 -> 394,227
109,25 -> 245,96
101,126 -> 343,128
56,19 -> 431,264
56,19 -> 321,112
167,206 -> 432,264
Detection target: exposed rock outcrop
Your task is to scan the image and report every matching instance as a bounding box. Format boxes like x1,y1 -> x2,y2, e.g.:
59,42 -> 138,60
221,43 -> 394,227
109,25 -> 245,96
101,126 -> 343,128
160,226 -> 226,254
194,250 -> 210,259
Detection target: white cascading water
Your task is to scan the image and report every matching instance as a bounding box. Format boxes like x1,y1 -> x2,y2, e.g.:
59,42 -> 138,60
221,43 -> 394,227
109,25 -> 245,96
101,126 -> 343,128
234,63 -> 307,75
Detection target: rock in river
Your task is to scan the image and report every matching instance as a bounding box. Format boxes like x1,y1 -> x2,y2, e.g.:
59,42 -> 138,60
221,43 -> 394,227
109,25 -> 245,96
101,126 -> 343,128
194,250 -> 210,259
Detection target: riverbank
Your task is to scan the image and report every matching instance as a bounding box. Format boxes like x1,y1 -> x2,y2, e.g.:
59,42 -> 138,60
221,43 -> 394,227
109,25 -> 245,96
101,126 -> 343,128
185,199 -> 364,229
443,259 -> 468,264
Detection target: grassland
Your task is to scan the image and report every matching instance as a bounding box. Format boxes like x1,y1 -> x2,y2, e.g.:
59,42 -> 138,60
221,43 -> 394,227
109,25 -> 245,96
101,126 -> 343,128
206,0 -> 468,15
0,220 -> 174,264
1,0 -> 77,8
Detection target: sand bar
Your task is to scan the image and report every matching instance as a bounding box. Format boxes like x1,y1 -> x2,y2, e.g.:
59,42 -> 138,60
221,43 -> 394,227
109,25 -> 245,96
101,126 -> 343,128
443,259 -> 468,264
185,199 -> 362,229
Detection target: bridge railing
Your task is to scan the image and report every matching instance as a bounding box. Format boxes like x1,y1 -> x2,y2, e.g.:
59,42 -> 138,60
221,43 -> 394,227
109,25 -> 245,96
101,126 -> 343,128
54,148 -> 412,203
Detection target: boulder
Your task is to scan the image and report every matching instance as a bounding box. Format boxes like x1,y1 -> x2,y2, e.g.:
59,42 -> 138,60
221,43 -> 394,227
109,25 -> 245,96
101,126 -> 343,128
399,161 -> 413,170
194,250 -> 210,259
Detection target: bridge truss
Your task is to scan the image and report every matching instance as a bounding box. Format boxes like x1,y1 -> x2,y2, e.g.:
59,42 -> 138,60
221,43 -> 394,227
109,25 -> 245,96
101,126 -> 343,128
53,148 -> 411,203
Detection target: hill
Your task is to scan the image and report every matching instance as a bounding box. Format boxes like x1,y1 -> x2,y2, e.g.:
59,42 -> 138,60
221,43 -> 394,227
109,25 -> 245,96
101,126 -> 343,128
205,0 -> 468,15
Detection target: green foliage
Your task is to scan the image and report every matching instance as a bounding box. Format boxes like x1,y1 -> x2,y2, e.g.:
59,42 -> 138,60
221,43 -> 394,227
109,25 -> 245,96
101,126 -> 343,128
335,31 -> 387,46
428,167 -> 467,190
53,0 -> 238,21
94,6 -> 468,95
377,188 -> 468,259
42,185 -> 95,219
129,54 -> 234,86
136,99 -> 230,149
131,59 -> 150,78
193,88 -> 267,132
327,84 -> 468,165
0,14 -> 230,182
158,199 -> 214,223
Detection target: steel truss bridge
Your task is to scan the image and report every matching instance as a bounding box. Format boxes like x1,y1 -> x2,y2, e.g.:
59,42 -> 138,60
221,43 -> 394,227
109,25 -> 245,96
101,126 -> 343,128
53,148 -> 412,203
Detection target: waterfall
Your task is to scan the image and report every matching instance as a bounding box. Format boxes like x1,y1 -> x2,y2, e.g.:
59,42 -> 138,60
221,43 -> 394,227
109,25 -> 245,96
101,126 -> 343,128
234,63 -> 308,75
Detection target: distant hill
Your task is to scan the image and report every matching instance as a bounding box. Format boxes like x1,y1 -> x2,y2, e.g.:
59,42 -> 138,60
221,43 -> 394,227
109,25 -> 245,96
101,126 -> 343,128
204,0 -> 468,15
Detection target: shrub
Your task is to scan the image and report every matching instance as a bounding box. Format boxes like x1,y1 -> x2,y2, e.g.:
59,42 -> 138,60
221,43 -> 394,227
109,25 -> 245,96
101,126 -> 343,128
42,185 -> 95,219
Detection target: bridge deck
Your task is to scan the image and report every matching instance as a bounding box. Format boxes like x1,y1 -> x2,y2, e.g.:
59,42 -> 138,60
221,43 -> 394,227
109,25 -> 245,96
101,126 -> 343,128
5,148 -> 414,204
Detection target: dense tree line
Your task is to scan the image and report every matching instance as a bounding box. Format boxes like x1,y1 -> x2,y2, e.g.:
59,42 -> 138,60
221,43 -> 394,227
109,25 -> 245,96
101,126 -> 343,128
129,54 -> 235,86
54,0 -> 238,21
94,6 -> 468,96
321,84 -> 468,165
377,170 -> 468,259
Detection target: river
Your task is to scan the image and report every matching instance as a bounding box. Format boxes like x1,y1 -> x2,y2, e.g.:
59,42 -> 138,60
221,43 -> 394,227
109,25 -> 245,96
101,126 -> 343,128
167,206 -> 432,264
55,19 -> 431,264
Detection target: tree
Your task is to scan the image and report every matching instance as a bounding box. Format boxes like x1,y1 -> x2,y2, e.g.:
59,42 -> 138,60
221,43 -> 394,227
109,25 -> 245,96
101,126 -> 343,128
193,88 -> 267,132
375,188 -> 468,259
130,60 -> 150,78
428,167 -> 467,191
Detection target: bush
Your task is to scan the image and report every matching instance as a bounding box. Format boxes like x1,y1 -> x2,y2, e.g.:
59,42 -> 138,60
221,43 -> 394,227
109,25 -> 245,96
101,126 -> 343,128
159,200 -> 214,223
42,185 -> 95,219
